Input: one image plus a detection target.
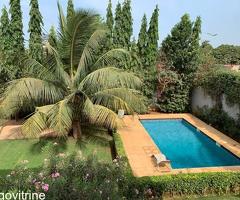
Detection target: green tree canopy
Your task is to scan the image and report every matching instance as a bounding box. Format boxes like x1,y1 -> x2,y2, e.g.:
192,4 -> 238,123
121,0 -> 133,48
48,25 -> 58,49
213,45 -> 240,65
137,14 -> 148,65
0,6 -> 11,65
67,0 -> 75,24
28,0 -> 44,62
106,0 -> 114,35
146,5 -> 159,68
9,0 -> 25,54
113,2 -> 123,47
0,6 -> 11,83
161,14 -> 202,75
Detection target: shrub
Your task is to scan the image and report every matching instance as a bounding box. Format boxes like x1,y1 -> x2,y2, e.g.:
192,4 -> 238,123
156,69 -> 190,113
197,66 -> 240,107
193,106 -> 240,142
0,152 -> 128,200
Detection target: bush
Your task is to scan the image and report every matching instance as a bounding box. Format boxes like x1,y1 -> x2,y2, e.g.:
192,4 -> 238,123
0,152 -> 128,200
193,106 -> 240,142
197,66 -> 240,106
156,69 -> 190,113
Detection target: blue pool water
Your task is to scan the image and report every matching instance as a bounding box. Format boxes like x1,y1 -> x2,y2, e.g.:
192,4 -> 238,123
141,119 -> 240,169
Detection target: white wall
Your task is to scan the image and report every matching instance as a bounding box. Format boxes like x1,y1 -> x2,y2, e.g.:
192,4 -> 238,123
191,87 -> 240,120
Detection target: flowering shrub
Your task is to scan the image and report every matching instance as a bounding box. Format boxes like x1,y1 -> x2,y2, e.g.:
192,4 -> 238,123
0,151 -> 128,200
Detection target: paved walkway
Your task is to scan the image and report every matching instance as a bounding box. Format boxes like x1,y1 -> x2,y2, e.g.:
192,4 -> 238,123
0,120 -> 24,140
118,113 -> 240,177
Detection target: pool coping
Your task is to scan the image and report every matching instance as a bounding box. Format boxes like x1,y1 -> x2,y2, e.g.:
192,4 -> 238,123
118,113 -> 240,177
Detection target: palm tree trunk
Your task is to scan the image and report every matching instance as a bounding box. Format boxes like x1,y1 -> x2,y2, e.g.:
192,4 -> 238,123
73,121 -> 82,139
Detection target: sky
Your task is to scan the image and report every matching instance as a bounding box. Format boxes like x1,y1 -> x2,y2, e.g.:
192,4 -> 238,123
0,0 -> 240,47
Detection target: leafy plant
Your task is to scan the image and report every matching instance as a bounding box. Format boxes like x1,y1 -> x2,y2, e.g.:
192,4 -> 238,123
0,6 -> 146,139
194,106 -> 240,142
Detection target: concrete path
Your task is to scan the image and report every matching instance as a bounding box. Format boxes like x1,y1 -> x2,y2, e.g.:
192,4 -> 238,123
0,120 -> 25,140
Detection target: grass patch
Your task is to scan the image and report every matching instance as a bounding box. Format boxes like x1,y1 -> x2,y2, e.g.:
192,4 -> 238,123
0,137 -> 112,173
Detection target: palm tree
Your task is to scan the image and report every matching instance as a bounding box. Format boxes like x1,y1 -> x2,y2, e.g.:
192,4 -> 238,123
0,6 -> 146,139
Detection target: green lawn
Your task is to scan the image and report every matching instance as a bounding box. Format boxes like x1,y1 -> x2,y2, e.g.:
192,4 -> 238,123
0,137 -> 112,172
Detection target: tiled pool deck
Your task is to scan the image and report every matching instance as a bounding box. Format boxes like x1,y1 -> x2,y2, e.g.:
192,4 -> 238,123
118,113 -> 240,177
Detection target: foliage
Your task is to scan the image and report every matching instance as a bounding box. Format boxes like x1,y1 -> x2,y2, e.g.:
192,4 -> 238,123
121,0 -> 133,49
161,14 -> 201,75
66,0 -> 75,24
194,106 -> 240,142
146,6 -> 159,68
113,2 -> 123,47
156,69 -> 190,113
48,26 -> 58,49
0,6 -> 17,82
137,14 -> 148,66
112,0 -> 133,49
28,0 -> 44,62
196,66 -> 240,107
9,0 -> 25,55
137,6 -> 159,99
213,45 -> 240,65
196,41 -> 216,80
113,132 -> 240,199
0,153 -> 128,200
0,8 -> 146,139
157,14 -> 201,113
106,0 -> 114,35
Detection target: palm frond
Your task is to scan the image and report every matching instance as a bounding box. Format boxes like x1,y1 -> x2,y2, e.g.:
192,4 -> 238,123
88,105 -> 122,129
92,48 -> 131,70
44,43 -> 71,86
57,1 -> 67,33
73,29 -> 108,86
92,88 -> 147,114
92,91 -> 134,114
79,67 -> 142,94
22,110 -> 49,138
47,100 -> 73,137
0,78 -> 64,118
59,10 -> 100,77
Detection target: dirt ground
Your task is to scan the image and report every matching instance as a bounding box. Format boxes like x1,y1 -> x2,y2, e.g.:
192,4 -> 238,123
0,120 -> 25,140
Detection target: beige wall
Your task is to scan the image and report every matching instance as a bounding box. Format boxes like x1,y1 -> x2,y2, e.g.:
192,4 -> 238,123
191,87 -> 240,120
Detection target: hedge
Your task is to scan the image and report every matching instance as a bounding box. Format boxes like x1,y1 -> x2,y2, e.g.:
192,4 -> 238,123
113,132 -> 240,199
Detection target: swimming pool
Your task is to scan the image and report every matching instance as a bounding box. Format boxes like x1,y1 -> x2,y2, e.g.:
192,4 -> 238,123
141,119 -> 240,169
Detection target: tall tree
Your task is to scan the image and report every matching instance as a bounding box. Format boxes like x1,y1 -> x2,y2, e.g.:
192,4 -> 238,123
146,5 -> 159,68
106,0 -> 114,35
137,14 -> 148,65
138,6 -> 159,99
28,0 -> 44,62
48,26 -> 58,49
9,0 -> 24,54
67,0 -> 75,24
113,2 -> 123,47
121,0 -> 133,48
161,14 -> 201,75
159,14 -> 202,113
0,6 -> 11,65
0,6 -> 12,82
